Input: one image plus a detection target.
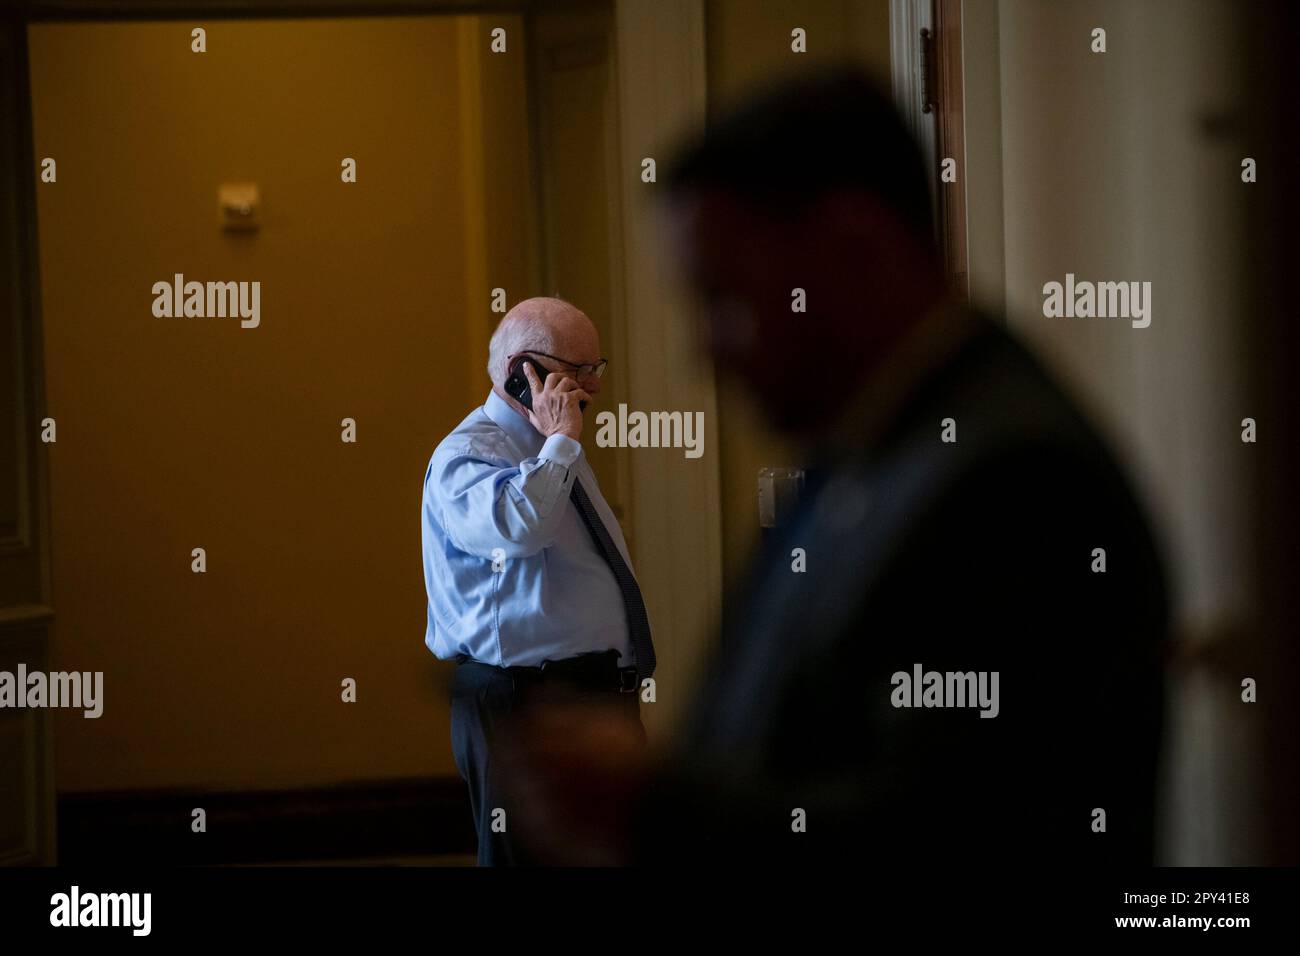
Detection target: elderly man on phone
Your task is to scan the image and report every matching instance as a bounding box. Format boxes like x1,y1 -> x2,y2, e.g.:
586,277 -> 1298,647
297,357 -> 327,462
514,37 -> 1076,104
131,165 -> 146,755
420,296 -> 654,866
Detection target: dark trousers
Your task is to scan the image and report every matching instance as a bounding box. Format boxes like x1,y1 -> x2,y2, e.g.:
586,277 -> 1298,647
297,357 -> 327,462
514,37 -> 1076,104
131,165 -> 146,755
449,652 -> 644,866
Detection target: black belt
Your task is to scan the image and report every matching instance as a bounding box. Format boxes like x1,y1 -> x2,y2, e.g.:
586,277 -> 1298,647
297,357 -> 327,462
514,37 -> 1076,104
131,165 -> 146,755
456,649 -> 639,694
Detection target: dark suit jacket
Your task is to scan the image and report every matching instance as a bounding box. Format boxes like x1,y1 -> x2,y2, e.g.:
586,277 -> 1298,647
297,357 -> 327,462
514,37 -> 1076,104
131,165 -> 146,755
632,311 -> 1168,865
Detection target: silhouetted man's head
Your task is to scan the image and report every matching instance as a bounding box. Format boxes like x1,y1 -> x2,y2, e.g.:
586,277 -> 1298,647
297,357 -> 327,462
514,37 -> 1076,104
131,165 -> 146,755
663,68 -> 948,435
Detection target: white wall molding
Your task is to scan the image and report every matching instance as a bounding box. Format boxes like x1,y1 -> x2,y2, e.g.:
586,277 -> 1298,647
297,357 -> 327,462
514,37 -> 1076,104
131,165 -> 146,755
612,0 -> 721,741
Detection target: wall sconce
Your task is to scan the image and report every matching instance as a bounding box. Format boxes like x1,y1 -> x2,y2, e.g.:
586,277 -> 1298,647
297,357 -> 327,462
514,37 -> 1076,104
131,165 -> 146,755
218,182 -> 260,232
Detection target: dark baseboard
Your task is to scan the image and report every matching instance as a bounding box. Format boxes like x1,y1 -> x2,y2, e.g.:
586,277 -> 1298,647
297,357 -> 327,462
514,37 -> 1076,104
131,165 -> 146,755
56,776 -> 475,866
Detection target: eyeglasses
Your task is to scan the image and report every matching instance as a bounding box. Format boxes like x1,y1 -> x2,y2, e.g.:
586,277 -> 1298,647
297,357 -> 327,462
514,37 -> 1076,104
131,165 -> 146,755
518,350 -> 608,379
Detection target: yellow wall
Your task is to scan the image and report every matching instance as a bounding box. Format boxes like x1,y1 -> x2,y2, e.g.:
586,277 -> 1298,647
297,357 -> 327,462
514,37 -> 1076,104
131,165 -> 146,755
29,16 -> 533,792
704,0 -> 891,584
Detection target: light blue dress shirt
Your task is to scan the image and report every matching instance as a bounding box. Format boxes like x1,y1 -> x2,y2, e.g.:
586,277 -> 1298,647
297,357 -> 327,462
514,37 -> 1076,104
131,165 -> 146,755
422,389 -> 637,668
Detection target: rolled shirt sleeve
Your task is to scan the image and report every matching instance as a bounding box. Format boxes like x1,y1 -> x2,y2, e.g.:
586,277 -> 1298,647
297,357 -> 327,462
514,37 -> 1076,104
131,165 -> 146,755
431,434 -> 582,559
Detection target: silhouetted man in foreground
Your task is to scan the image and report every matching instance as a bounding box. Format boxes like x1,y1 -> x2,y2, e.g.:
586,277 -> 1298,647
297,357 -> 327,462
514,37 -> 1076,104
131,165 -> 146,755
501,68 -> 1167,866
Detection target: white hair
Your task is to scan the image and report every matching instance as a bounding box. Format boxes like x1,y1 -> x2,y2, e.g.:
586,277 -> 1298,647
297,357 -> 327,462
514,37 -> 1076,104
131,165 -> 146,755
486,308 -> 560,387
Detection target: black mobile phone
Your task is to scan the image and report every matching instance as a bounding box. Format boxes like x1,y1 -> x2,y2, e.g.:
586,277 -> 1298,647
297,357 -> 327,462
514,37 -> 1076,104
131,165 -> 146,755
504,357 -> 548,410
504,357 -> 587,412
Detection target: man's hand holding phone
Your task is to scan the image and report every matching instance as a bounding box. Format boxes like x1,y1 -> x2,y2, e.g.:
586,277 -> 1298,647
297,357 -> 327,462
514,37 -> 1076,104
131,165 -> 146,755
523,363 -> 590,442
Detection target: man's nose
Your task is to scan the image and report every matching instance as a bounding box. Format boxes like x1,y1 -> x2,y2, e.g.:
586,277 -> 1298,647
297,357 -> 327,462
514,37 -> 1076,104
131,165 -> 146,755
581,373 -> 601,394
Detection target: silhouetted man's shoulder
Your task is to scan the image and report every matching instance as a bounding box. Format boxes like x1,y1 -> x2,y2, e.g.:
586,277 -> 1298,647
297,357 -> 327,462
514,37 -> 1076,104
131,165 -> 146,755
640,313 -> 1167,866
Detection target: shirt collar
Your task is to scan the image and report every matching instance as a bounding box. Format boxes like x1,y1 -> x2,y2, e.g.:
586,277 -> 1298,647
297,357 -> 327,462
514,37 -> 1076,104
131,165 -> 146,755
483,388 -> 544,457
